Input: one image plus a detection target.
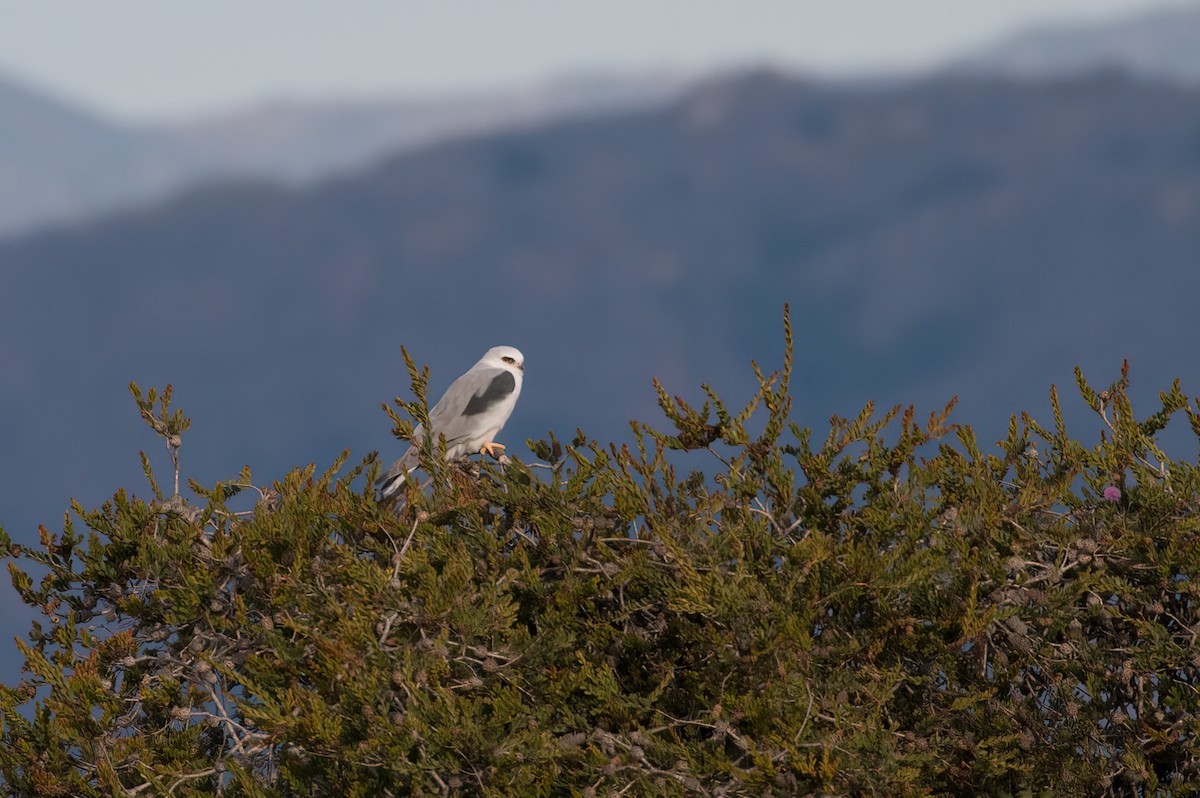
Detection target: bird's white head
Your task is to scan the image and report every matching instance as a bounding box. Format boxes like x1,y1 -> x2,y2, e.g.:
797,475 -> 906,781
479,345 -> 525,372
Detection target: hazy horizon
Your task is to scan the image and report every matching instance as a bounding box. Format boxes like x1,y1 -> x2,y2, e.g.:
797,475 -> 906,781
0,0 -> 1191,123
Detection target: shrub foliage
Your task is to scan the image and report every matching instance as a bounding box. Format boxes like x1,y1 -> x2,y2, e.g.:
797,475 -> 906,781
3,311 -> 1200,797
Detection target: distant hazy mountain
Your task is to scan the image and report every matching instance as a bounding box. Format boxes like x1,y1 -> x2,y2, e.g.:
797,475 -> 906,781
0,74 -> 179,235
0,70 -> 693,237
958,2 -> 1200,81
161,73 -> 695,182
8,2 -> 1198,240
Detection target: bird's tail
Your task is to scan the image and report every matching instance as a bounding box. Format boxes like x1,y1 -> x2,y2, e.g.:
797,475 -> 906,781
376,447 -> 418,500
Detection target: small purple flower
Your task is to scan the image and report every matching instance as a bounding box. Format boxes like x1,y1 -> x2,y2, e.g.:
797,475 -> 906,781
1103,486 -> 1122,502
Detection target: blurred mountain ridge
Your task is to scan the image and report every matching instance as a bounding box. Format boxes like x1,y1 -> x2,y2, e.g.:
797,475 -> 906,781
0,69 -> 695,237
956,1 -> 1200,81
5,3 -> 1200,239
0,73 -> 178,236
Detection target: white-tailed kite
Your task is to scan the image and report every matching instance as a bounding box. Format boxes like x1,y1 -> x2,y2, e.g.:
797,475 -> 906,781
377,345 -> 524,499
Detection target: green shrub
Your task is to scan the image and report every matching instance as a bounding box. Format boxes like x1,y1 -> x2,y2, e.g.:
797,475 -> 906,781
3,309 -> 1199,797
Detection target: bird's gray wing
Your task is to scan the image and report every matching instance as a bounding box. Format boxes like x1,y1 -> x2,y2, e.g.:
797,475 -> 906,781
427,367 -> 515,444
463,370 -> 516,416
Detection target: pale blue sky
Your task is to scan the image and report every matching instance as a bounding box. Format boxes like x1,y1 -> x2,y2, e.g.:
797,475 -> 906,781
0,0 -> 1187,121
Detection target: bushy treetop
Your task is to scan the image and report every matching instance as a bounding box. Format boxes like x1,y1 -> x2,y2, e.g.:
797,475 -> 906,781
2,310 -> 1199,797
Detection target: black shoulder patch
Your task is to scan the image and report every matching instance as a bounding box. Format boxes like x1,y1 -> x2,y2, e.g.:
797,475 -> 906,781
463,371 -> 516,416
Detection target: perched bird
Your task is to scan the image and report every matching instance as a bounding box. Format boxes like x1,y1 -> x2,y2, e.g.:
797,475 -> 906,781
377,346 -> 524,499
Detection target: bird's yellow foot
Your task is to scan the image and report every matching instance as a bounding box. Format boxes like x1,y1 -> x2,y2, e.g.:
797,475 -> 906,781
480,442 -> 506,458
